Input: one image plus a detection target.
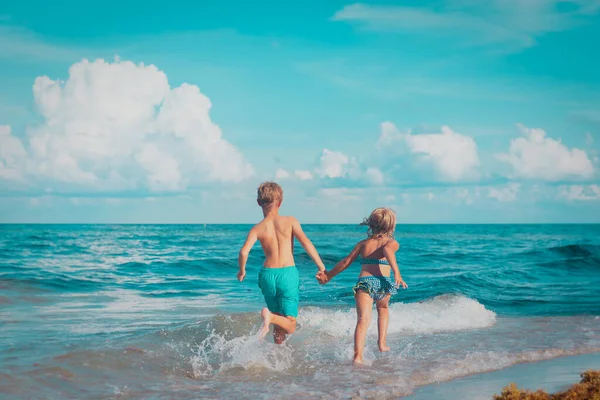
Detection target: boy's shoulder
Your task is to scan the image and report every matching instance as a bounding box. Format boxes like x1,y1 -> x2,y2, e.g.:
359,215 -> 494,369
277,215 -> 299,225
253,215 -> 297,229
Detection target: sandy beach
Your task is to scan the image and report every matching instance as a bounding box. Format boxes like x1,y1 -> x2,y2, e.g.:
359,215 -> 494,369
406,352 -> 600,399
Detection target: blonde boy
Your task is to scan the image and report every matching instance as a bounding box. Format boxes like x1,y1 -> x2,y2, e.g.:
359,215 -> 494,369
237,182 -> 326,344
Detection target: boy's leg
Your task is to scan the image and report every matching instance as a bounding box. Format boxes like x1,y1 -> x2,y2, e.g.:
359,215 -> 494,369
272,312 -> 293,344
259,308 -> 296,339
258,269 -> 282,339
273,324 -> 286,344
375,295 -> 391,352
354,291 -> 373,364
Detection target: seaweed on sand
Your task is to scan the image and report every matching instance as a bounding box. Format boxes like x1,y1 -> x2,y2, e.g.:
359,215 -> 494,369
493,370 -> 600,400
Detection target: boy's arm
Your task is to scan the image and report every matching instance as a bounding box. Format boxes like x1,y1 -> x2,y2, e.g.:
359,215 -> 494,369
291,218 -> 326,272
383,240 -> 407,289
324,242 -> 362,281
237,228 -> 258,282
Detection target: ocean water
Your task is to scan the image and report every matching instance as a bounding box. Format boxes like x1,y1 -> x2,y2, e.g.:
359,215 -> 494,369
1,224 -> 599,399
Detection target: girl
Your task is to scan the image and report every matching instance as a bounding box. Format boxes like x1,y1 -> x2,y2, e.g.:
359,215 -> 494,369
316,208 -> 407,364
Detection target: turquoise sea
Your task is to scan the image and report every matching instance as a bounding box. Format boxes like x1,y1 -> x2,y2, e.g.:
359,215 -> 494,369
1,224 -> 600,398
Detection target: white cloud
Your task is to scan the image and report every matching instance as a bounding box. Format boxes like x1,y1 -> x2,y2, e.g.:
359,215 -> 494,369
572,109 -> 600,123
275,168 -> 290,179
559,185 -> 600,201
319,187 -> 363,201
294,170 -> 314,180
134,143 -> 184,191
313,149 -> 384,185
0,125 -> 28,181
452,187 -> 479,205
497,124 -> 594,181
377,122 -> 480,181
317,149 -> 350,178
0,58 -> 253,193
332,1 -> 600,51
488,183 -> 520,202
365,167 -> 384,185
0,25 -> 85,62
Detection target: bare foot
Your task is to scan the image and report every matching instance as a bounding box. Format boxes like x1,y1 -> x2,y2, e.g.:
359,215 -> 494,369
259,308 -> 272,339
353,357 -> 364,365
378,342 -> 390,352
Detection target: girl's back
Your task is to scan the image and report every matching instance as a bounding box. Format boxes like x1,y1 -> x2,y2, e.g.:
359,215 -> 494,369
359,237 -> 396,278
360,237 -> 391,260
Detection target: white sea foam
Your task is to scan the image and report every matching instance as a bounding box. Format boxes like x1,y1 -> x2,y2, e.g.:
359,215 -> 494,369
188,295 -> 498,379
190,329 -> 294,377
299,294 -> 496,337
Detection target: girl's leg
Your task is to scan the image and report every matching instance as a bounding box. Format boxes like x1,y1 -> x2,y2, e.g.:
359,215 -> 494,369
375,295 -> 391,352
353,291 -> 374,364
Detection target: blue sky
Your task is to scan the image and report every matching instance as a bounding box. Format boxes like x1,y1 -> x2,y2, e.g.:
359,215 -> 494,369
1,0 -> 600,223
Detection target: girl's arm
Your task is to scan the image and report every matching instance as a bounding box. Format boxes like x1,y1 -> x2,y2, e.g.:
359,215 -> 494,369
383,240 -> 408,289
324,241 -> 363,281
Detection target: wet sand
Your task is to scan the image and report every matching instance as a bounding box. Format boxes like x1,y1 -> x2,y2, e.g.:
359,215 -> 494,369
406,351 -> 600,399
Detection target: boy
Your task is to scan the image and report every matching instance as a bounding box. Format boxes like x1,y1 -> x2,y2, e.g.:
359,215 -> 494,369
237,181 -> 326,344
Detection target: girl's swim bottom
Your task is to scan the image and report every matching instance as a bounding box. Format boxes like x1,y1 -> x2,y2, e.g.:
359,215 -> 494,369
353,276 -> 397,301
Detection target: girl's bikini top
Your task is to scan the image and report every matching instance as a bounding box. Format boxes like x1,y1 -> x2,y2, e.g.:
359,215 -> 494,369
359,257 -> 390,265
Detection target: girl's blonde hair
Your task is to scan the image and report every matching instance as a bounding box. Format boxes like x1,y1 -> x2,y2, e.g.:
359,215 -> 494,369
360,207 -> 396,238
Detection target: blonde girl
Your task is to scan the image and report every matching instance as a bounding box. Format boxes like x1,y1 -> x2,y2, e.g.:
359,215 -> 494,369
317,208 -> 407,364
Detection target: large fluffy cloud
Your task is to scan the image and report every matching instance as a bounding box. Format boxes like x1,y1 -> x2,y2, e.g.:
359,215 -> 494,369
376,122 -> 480,182
0,125 -> 28,181
498,124 -> 593,181
0,58 -> 253,192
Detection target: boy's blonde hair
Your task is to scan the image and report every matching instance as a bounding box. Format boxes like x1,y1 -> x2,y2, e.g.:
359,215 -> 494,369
360,207 -> 396,238
257,181 -> 283,207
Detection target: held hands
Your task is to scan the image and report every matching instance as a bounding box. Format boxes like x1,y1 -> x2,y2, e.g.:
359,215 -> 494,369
315,269 -> 329,285
237,269 -> 246,282
395,276 -> 408,289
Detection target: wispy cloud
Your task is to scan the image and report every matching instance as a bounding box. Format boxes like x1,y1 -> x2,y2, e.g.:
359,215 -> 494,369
571,109 -> 600,123
294,58 -> 595,104
332,1 -> 600,51
559,184 -> 600,201
0,25 -> 88,62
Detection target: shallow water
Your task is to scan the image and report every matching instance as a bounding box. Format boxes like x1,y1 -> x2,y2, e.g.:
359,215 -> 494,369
1,224 -> 599,398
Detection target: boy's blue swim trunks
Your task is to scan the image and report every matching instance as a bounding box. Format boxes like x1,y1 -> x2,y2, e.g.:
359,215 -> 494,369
258,266 -> 299,318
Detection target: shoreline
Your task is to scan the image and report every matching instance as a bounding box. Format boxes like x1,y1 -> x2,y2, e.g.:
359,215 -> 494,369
405,351 -> 600,399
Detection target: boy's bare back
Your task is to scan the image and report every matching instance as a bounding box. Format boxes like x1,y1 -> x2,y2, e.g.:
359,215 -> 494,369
252,215 -> 297,268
